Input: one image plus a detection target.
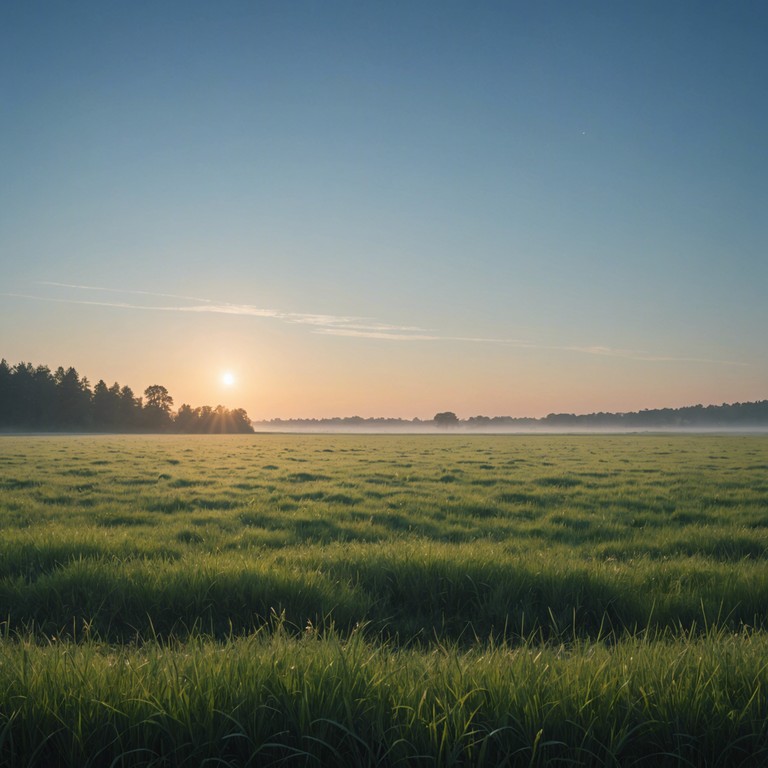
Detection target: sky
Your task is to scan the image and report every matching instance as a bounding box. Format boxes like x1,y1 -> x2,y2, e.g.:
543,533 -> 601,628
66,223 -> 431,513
1,1 -> 767,420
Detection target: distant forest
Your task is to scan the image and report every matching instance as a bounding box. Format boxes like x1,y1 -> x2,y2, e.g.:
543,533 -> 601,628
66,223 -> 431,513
257,401 -> 768,431
3,359 -> 766,433
0,360 -> 253,433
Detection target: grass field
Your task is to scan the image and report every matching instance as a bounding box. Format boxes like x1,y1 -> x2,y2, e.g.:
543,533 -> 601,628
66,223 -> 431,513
1,434 -> 768,766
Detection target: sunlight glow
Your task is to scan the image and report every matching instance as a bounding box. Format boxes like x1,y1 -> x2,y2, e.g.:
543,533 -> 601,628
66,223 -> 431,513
221,371 -> 236,387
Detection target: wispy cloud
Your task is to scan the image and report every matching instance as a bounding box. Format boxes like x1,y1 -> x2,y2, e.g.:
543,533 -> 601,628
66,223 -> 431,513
316,329 -> 748,365
38,281 -> 215,304
9,283 -> 429,335
2,282 -> 749,367
313,327 -> 443,341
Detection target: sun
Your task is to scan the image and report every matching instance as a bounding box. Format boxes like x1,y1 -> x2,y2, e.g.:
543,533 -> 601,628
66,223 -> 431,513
221,371 -> 236,387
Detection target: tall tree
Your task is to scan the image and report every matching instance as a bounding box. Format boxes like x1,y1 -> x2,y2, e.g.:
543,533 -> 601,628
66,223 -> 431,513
144,384 -> 173,412
143,384 -> 173,430
0,359 -> 11,424
118,385 -> 140,429
54,367 -> 91,427
93,380 -> 122,429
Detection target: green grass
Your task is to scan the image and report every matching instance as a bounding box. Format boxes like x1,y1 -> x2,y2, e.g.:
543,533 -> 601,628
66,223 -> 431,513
3,626 -> 768,767
1,434 -> 768,765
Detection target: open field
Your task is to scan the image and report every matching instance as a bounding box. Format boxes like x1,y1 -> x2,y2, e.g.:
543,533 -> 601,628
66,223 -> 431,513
1,434 -> 768,766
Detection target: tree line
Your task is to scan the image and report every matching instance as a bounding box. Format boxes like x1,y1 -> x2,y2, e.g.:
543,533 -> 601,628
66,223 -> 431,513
0,360 -> 253,433
466,401 -> 768,429
254,401 -> 768,430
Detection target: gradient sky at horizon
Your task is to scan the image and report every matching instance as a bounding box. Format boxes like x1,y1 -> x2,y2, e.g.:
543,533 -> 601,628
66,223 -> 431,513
2,1 -> 767,420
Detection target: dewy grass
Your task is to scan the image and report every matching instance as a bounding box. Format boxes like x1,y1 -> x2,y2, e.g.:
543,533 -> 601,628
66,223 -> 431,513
1,628 -> 768,767
2,539 -> 768,643
1,433 -> 768,765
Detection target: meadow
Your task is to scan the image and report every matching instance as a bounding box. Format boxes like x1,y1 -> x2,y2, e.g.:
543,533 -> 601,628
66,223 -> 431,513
1,433 -> 768,766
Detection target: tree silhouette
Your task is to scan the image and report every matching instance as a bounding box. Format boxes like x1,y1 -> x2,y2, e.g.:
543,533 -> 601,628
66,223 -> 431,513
143,385 -> 174,430
119,386 -> 141,429
175,403 -> 197,432
229,408 -> 254,433
434,411 -> 459,427
93,380 -> 123,429
0,359 -> 255,433
0,359 -> 10,424
144,384 -> 173,412
54,367 -> 91,427
172,403 -> 254,433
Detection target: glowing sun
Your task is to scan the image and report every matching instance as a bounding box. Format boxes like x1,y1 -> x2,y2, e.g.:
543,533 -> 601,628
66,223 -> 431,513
221,371 -> 236,387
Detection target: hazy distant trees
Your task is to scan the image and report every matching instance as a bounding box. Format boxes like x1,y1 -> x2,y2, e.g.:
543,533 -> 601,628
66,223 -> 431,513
3,357 -> 767,433
253,401 -> 768,431
0,359 -> 254,433
175,404 -> 253,433
434,411 -> 459,427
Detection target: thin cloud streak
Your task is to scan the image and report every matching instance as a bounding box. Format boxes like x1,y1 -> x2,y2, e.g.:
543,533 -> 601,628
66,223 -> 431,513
37,281 -> 214,304
311,328 -> 749,366
313,328 -> 443,341
34,282 -> 425,331
563,344 -> 749,366
4,285 -> 749,367
316,328 -> 537,345
6,293 -> 145,311
6,291 -> 424,333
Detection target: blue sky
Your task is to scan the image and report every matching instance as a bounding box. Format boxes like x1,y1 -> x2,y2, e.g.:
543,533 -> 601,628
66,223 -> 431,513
2,1 -> 767,418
